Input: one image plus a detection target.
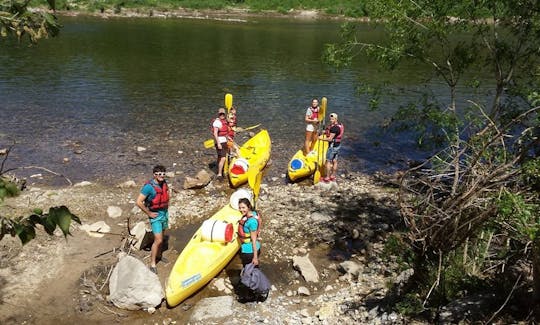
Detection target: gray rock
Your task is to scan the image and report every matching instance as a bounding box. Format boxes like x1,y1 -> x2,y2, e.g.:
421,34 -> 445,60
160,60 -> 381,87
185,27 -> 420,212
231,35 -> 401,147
297,286 -> 311,296
108,254 -> 164,310
183,169 -> 213,189
292,254 -> 319,283
107,206 -> 123,219
339,261 -> 363,279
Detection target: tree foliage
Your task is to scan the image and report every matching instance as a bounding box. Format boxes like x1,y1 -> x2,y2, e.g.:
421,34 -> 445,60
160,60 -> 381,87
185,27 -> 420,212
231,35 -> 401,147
0,0 -> 60,43
1,147 -> 80,245
325,0 -> 540,319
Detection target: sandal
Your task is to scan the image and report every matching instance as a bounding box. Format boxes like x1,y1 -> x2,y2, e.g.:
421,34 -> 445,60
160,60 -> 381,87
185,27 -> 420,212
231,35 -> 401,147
329,176 -> 336,181
149,266 -> 157,274
321,177 -> 330,183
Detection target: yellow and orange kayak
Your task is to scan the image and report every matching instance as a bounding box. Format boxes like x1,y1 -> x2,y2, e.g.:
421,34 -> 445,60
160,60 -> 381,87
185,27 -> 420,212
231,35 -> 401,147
228,129 -> 271,188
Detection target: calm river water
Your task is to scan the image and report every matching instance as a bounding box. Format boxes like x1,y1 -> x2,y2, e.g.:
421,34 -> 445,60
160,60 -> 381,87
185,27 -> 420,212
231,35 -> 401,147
0,15 -> 439,186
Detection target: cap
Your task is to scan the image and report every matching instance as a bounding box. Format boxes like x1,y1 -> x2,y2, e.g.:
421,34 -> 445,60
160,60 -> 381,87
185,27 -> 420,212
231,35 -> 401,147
218,108 -> 226,115
329,113 -> 338,119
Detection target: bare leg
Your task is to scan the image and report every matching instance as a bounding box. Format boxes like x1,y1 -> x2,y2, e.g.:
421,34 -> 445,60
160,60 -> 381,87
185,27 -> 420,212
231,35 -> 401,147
325,160 -> 332,178
304,130 -> 313,155
310,130 -> 319,150
217,156 -> 225,176
332,160 -> 338,178
150,232 -> 163,267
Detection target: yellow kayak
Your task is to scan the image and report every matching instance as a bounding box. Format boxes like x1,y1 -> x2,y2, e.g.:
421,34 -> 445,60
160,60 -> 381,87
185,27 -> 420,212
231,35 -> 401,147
287,138 -> 328,182
228,129 -> 271,188
165,202 -> 244,307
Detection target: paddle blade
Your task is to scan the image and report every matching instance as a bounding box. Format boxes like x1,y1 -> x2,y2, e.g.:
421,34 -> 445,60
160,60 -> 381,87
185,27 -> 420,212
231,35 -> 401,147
248,168 -> 257,189
253,171 -> 262,200
203,139 -> 215,149
225,93 -> 233,112
320,97 -> 327,123
314,165 -> 321,184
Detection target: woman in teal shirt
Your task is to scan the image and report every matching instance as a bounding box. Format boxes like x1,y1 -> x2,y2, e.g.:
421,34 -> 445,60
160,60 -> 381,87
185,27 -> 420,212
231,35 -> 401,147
237,198 -> 261,267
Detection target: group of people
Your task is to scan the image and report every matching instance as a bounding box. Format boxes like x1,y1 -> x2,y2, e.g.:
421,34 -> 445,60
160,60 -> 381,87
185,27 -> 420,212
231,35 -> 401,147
211,106 -> 238,180
304,98 -> 345,183
135,164 -> 261,277
135,97 -> 343,300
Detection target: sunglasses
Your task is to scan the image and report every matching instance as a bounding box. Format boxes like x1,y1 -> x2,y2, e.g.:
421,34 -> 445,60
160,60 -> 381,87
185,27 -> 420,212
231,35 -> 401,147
154,172 -> 166,177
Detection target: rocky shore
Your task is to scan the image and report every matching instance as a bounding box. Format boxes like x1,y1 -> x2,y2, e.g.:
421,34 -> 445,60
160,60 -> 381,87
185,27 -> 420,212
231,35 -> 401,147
0,171 -> 415,324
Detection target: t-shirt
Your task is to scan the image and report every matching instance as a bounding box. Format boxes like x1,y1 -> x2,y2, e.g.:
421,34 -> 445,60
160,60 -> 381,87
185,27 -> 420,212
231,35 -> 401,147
329,124 -> 341,145
212,119 -> 227,143
240,217 -> 261,254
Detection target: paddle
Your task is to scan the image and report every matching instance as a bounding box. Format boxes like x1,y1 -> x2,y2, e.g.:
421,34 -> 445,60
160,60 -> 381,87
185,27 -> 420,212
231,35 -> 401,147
248,168 -> 263,208
313,97 -> 327,184
203,123 -> 261,149
225,93 -> 233,114
223,94 -> 233,176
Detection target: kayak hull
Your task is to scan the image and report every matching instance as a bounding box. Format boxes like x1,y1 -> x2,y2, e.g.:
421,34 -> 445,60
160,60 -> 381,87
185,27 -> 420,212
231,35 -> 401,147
287,139 -> 328,181
165,204 -> 242,307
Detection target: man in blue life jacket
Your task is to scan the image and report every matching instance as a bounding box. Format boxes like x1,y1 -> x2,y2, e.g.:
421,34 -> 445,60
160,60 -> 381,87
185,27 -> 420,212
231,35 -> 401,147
136,165 -> 170,274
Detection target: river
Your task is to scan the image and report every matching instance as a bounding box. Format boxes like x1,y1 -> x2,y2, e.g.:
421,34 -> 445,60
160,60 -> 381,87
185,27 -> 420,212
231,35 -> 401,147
0,15 -> 438,186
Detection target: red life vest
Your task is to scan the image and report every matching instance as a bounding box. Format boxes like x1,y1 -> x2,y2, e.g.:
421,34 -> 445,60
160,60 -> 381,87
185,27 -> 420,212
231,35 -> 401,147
228,113 -> 237,127
325,123 -> 344,146
144,180 -> 169,211
308,106 -> 319,121
227,124 -> 235,139
238,211 -> 261,244
211,118 -> 228,137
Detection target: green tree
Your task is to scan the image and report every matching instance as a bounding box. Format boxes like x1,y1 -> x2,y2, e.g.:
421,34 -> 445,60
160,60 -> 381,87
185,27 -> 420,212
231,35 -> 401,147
325,0 -> 540,319
0,0 -> 60,43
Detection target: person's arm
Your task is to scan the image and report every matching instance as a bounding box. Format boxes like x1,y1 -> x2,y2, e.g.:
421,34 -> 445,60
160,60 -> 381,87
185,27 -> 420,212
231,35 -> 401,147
250,215 -> 259,265
320,128 -> 336,142
213,121 -> 222,149
136,189 -> 157,218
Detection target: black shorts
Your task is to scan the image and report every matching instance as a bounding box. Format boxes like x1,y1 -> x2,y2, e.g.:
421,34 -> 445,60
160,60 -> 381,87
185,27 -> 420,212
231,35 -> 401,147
216,142 -> 228,158
240,249 -> 261,267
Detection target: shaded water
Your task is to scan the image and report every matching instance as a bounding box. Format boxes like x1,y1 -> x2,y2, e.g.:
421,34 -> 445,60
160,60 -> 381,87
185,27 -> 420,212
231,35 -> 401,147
0,15 -> 474,186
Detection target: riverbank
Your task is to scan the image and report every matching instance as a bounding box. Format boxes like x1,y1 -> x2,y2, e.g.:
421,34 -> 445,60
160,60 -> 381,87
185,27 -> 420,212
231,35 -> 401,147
0,171 -> 412,324
49,6 -> 370,22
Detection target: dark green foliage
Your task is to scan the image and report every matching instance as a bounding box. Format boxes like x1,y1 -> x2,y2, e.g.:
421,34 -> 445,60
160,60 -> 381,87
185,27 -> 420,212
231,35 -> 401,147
1,205 -> 80,245
0,0 -> 61,43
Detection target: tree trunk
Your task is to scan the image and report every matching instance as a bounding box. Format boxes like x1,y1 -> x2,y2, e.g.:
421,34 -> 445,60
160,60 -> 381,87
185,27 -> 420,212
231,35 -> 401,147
533,233 -> 540,319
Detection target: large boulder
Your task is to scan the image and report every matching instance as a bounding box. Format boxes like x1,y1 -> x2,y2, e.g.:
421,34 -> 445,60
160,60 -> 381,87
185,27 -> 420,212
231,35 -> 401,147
108,253 -> 164,310
292,254 -> 319,283
183,169 -> 213,189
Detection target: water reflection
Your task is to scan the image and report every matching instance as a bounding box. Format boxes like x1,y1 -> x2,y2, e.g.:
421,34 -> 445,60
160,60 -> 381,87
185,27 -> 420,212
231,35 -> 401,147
0,16 -> 456,185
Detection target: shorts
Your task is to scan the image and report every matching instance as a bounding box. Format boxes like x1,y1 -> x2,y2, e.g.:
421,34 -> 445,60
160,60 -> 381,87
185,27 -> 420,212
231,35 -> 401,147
240,249 -> 261,267
326,145 -> 340,161
306,124 -> 315,132
149,210 -> 168,234
216,141 -> 228,158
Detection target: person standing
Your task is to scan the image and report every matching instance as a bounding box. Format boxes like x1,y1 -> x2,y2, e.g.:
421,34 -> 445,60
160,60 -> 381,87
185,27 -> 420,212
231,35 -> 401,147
237,198 -> 261,267
319,113 -> 344,182
304,98 -> 320,155
212,107 -> 229,179
136,165 -> 170,274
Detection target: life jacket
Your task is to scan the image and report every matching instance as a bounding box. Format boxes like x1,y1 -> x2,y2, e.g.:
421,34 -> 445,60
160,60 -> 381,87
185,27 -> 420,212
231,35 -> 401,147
227,124 -> 235,139
238,211 -> 261,244
228,112 -> 237,127
211,117 -> 228,137
144,180 -> 169,211
308,106 -> 319,121
326,123 -> 344,146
